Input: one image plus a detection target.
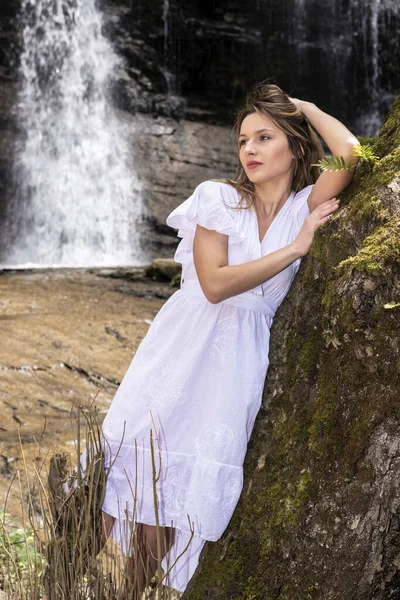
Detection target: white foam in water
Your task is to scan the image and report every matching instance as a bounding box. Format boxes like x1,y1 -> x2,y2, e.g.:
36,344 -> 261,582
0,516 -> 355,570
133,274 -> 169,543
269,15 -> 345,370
5,0 -> 147,268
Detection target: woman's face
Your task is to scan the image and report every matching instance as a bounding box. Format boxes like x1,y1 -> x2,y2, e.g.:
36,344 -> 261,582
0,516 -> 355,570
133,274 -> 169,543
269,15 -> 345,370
238,112 -> 294,187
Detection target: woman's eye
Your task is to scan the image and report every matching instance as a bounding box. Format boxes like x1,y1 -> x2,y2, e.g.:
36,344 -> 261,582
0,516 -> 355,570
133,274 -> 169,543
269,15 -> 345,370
260,135 -> 270,141
239,139 -> 247,146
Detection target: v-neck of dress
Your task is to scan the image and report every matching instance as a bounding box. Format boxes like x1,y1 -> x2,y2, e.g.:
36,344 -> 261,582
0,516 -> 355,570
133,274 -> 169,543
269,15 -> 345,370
254,190 -> 295,245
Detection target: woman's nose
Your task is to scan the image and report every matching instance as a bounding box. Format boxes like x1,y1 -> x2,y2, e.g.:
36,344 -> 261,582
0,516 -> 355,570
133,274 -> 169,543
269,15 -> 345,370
245,140 -> 256,154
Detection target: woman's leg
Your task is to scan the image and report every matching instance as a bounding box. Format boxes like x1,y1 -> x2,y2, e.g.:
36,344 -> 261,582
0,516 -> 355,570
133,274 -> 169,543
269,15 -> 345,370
96,510 -> 116,555
99,512 -> 175,598
120,524 -> 176,599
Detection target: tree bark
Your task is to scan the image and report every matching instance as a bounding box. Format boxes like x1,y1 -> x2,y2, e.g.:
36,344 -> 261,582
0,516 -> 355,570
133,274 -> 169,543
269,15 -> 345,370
183,95 -> 400,600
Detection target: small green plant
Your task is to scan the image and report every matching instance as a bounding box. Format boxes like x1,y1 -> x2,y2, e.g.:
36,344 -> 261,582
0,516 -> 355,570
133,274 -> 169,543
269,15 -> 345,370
353,142 -> 379,165
0,508 -> 46,593
312,140 -> 379,172
313,155 -> 358,172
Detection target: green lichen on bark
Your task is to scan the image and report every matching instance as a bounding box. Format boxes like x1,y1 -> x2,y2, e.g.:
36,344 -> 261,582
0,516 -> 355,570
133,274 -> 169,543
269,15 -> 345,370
335,218 -> 400,275
183,95 -> 400,600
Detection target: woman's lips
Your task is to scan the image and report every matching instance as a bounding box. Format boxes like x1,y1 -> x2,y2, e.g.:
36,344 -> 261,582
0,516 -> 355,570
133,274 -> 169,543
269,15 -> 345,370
247,162 -> 263,169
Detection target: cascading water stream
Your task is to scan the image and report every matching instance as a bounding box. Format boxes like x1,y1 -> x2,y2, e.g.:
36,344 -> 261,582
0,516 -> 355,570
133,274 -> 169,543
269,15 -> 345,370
4,0 -> 146,268
291,0 -> 399,136
347,0 -> 399,134
162,0 -> 177,95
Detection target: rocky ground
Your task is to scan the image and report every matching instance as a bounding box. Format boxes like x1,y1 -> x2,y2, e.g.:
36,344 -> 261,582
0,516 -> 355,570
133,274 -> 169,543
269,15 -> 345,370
0,267 -> 175,519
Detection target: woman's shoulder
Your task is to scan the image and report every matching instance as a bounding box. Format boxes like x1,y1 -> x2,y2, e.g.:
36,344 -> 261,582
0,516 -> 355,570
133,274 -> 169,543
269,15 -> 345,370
293,183 -> 314,203
291,184 -> 314,227
193,180 -> 240,209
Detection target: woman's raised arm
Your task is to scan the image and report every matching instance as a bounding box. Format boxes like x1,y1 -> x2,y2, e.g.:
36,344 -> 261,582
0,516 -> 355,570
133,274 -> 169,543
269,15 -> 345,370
290,98 -> 361,211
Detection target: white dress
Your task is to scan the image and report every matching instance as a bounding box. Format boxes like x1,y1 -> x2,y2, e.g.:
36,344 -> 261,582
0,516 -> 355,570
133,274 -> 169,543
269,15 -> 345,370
101,180 -> 313,592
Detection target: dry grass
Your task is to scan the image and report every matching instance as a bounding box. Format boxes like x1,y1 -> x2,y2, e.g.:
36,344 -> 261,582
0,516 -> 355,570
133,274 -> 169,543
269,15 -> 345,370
0,405 -> 187,600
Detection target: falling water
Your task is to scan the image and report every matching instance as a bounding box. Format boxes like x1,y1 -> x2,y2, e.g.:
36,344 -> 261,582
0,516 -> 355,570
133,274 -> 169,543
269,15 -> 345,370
290,0 -> 399,136
161,0 -> 177,95
348,0 -> 399,134
163,0 -> 169,56
4,0 -> 145,268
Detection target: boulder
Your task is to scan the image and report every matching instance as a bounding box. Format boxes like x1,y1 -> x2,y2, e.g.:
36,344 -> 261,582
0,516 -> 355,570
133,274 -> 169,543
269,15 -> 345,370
145,258 -> 182,282
183,96 -> 400,600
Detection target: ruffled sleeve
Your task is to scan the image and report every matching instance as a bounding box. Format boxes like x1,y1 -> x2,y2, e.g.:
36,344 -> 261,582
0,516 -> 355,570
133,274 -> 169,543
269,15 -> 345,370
291,184 -> 314,230
166,181 -> 246,264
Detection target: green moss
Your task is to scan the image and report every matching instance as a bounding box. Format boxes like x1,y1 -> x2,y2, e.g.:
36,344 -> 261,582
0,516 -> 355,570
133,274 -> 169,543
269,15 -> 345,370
374,94 -> 400,156
168,272 -> 181,287
335,217 -> 400,275
371,146 -> 400,184
344,192 -> 385,222
307,390 -> 341,460
296,335 -> 322,376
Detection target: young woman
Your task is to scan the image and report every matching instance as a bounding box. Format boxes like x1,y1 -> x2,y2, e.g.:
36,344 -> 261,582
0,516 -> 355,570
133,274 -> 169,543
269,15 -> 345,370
99,83 -> 360,597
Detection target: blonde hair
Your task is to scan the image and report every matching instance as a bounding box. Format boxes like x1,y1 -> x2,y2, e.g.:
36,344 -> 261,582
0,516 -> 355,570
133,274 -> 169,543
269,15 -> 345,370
220,82 -> 324,210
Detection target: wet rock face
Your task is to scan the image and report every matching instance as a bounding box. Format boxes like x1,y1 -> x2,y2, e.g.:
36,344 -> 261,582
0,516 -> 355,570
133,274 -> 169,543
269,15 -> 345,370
131,114 -> 237,258
101,0 -> 266,123
183,98 -> 400,600
102,0 -> 400,133
0,1 -> 19,223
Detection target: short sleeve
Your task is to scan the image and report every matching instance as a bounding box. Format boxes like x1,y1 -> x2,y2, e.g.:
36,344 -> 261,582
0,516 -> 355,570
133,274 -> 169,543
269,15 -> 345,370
291,184 -> 314,230
166,181 -> 246,264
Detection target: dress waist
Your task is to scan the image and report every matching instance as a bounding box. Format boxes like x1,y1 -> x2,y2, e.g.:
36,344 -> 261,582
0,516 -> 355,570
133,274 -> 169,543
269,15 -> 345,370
180,278 -> 276,320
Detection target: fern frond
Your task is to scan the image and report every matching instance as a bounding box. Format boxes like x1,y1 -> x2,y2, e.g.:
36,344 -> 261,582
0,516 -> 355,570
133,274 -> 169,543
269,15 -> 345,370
312,142 -> 379,172
353,143 -> 378,164
312,155 -> 357,172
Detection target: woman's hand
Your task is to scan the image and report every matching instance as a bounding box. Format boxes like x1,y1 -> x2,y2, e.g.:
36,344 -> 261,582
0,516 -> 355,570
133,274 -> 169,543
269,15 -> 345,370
288,96 -> 307,113
293,197 -> 340,257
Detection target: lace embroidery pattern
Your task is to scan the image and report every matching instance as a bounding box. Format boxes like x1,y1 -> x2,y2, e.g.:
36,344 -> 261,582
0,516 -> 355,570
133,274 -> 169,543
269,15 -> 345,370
149,357 -> 189,407
211,316 -> 250,367
223,478 -> 242,520
163,467 -> 188,516
196,424 -> 234,459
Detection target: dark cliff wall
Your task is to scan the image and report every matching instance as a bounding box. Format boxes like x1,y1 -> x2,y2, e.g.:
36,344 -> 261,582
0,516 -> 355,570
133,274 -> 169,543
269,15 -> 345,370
103,0 -> 400,132
0,1 -> 19,223
183,97 -> 400,600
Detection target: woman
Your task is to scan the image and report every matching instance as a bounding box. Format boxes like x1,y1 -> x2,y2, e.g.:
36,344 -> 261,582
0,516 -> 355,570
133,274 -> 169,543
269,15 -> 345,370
99,83 -> 360,597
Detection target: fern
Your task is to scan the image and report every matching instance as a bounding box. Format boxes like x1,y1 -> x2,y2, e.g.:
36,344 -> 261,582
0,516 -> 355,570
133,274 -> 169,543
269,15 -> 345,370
312,155 -> 357,172
353,142 -> 378,165
312,141 -> 379,172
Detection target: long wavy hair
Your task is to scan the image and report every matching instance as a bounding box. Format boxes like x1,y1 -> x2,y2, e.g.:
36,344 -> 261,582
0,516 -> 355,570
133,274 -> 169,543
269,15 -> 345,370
221,82 -> 324,210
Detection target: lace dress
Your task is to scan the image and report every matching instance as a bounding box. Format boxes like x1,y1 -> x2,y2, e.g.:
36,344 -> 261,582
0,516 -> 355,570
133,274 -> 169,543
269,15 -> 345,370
101,180 -> 313,592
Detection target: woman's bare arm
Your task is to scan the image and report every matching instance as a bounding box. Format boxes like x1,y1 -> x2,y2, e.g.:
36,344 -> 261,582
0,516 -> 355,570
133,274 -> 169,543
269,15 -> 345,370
290,99 -> 361,212
193,197 -> 340,304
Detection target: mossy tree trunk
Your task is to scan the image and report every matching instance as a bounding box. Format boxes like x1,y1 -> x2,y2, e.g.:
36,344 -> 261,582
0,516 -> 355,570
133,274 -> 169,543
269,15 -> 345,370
182,96 -> 400,600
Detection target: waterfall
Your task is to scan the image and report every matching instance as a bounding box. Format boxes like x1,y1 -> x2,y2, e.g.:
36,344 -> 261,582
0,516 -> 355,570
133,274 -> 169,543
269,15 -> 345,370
290,0 -> 399,136
345,0 -> 399,135
161,0 -> 177,95
352,0 -> 388,135
4,0 -> 146,268
163,0 -> 169,56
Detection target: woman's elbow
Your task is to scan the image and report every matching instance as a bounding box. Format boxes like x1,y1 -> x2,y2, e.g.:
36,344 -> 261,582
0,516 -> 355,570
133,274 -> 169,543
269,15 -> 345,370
345,138 -> 361,162
199,280 -> 223,304
205,288 -> 222,304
